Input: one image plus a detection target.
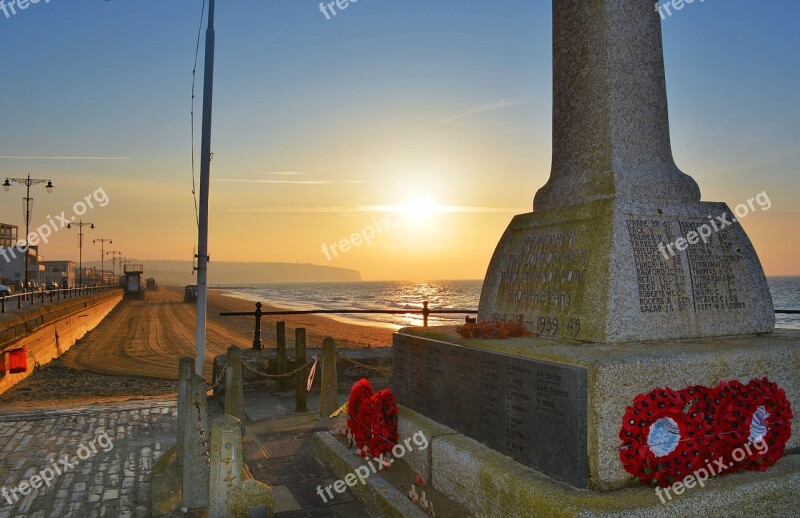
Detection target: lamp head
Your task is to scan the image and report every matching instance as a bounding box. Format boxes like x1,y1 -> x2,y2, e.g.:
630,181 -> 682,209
90,223 -> 95,230
45,180 -> 54,193
2,179 -> 10,192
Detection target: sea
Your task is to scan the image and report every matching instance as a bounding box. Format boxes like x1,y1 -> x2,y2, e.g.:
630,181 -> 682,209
224,277 -> 800,331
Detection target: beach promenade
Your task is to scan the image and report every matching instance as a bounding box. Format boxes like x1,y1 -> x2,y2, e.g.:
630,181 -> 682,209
0,286 -> 392,516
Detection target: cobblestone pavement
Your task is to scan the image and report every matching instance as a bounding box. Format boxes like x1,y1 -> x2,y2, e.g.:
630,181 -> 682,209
0,399 -> 177,518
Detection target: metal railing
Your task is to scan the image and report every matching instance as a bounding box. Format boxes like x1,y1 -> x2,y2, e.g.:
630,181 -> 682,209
220,301 -> 477,350
220,301 -> 800,350
0,284 -> 121,314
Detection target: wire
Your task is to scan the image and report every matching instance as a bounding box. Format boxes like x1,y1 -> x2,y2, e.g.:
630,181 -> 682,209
189,0 -> 207,228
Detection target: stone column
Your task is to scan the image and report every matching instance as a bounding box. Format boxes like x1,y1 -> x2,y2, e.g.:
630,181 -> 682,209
176,356 -> 195,467
182,374 -> 210,510
319,337 -> 338,418
208,414 -> 244,518
533,0 -> 700,213
225,345 -> 245,424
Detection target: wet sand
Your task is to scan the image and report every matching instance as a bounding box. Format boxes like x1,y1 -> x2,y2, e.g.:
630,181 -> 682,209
0,286 -> 392,411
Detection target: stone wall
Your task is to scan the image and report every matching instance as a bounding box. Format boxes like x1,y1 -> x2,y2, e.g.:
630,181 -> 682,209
0,290 -> 123,395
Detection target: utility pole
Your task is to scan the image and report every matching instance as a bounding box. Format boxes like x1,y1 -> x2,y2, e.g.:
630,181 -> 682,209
93,238 -> 112,285
67,221 -> 94,287
195,0 -> 217,378
3,175 -> 54,290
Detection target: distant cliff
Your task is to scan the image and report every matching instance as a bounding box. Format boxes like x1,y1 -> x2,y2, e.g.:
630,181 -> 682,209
85,260 -> 362,285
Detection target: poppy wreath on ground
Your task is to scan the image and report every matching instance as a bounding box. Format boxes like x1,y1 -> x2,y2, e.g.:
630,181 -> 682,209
347,379 -> 374,450
346,379 -> 399,458
366,389 -> 399,458
619,386 -> 715,487
715,377 -> 793,472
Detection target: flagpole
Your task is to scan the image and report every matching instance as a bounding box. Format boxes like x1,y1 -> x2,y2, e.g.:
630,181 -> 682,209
195,0 -> 216,378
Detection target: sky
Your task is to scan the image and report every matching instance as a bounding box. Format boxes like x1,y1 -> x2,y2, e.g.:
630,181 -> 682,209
0,0 -> 798,281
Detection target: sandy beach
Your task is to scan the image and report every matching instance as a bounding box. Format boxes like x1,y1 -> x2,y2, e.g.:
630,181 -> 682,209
0,286 -> 392,411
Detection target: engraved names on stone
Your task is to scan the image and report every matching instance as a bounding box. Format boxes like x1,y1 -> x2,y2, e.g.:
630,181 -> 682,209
393,334 -> 589,487
626,219 -> 687,314
680,221 -> 746,312
626,218 -> 748,315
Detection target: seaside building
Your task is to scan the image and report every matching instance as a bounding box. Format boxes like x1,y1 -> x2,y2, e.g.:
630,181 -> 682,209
0,223 -> 18,248
42,260 -> 77,288
0,245 -> 42,286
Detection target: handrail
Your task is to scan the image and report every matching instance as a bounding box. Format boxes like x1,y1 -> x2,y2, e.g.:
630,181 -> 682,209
220,300 -> 477,349
0,284 -> 121,314
776,310 -> 800,314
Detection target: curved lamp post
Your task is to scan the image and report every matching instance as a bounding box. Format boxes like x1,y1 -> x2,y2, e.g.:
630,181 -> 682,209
93,237 -> 112,285
67,221 -> 94,287
3,175 -> 54,290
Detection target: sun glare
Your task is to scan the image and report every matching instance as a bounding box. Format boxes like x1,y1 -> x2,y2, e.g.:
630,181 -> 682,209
399,196 -> 438,221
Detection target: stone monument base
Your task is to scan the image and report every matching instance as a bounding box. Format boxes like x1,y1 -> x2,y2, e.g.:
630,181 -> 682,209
395,406 -> 800,517
478,198 -> 774,343
393,328 -> 800,490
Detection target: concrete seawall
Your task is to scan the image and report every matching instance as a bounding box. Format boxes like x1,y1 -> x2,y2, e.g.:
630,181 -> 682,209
0,290 -> 123,395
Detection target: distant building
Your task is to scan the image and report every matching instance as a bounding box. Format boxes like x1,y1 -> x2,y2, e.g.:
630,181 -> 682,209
0,223 -> 18,248
0,245 -> 41,286
42,260 -> 77,288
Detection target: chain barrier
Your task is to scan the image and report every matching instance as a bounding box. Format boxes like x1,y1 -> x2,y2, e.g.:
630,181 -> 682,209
207,368 -> 227,391
240,356 -> 318,380
336,352 -> 392,376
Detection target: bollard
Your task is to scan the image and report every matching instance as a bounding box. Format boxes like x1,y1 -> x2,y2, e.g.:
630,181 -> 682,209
319,337 -> 338,418
225,345 -> 246,424
295,328 -> 307,412
208,414 -> 243,518
182,374 -> 210,509
17,295 -> 22,309
176,357 -> 195,467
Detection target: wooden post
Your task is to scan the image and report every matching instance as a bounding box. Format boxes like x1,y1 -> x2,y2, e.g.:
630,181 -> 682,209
295,328 -> 307,412
319,337 -> 338,418
276,321 -> 287,388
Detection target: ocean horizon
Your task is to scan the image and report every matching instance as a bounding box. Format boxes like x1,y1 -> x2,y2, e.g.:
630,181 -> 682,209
222,276 -> 800,331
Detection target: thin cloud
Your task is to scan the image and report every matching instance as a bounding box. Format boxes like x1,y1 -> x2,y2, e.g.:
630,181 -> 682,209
212,179 -> 365,185
437,97 -> 531,124
225,205 -> 527,214
0,155 -> 133,160
258,171 -> 304,176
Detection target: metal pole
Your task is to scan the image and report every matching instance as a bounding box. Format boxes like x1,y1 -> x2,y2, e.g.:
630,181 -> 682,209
78,225 -> 83,287
24,175 -> 31,291
195,0 -> 216,378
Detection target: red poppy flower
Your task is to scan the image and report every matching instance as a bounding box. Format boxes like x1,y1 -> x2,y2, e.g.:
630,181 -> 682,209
619,386 -> 714,487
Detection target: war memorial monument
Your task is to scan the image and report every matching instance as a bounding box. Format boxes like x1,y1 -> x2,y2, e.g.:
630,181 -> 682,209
392,0 -> 800,515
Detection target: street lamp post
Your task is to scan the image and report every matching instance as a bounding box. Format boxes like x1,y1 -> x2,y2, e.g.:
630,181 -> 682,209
93,238 -> 112,285
107,250 -> 122,280
67,221 -> 94,287
3,175 -> 54,291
